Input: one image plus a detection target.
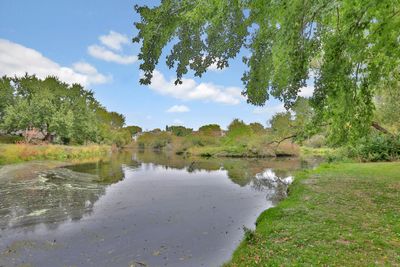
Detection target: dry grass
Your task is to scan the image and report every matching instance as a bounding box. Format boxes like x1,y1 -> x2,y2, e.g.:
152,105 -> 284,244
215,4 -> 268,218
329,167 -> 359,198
0,144 -> 110,164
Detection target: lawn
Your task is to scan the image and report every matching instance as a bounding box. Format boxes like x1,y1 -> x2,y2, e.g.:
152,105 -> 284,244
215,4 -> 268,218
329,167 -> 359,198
226,162 -> 400,266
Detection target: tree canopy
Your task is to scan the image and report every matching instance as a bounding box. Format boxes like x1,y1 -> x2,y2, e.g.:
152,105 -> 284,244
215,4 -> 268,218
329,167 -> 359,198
0,75 -> 132,146
166,125 -> 193,136
134,0 -> 400,143
198,124 -> 221,135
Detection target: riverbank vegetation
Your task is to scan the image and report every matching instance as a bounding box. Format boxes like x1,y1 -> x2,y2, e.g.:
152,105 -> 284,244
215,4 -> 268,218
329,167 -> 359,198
225,162 -> 400,266
135,95 -> 400,161
136,121 -> 300,158
0,143 -> 110,165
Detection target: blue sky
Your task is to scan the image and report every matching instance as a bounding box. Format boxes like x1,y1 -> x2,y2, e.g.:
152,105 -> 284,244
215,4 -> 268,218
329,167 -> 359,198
0,0 -> 312,130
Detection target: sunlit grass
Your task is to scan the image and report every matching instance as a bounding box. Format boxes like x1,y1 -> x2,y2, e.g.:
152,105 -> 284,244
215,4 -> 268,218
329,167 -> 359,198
0,144 -> 110,164
225,162 -> 400,266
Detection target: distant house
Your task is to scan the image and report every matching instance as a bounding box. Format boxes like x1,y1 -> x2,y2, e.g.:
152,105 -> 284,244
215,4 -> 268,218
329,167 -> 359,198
13,128 -> 56,143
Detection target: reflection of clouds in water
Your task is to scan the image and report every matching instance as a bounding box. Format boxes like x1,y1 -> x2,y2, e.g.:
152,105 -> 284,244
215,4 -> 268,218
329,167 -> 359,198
0,168 -> 106,230
251,168 -> 294,204
133,151 -> 310,188
255,169 -> 294,187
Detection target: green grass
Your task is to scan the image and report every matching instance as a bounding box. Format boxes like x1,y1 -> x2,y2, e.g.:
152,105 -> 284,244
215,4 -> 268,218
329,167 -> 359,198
225,162 -> 400,266
0,144 -> 111,164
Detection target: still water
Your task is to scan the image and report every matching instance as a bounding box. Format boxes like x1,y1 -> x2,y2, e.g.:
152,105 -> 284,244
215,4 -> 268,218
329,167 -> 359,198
0,151 -> 317,267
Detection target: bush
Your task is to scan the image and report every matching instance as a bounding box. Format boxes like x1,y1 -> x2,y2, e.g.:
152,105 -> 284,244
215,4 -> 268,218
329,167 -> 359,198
166,125 -> 192,136
198,124 -> 221,136
303,134 -> 326,148
227,119 -> 253,139
112,129 -> 132,148
348,134 -> 400,161
137,132 -> 172,150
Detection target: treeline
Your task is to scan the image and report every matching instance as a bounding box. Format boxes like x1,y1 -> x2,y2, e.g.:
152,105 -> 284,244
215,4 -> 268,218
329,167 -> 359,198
137,96 -> 400,161
136,105 -> 311,158
0,75 -> 141,146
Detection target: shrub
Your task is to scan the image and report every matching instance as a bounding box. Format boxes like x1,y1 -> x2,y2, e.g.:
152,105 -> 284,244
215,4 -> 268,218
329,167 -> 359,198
166,125 -> 192,136
137,132 -> 172,150
303,134 -> 326,148
227,119 -> 253,139
198,124 -> 221,136
348,134 -> 400,161
249,122 -> 265,134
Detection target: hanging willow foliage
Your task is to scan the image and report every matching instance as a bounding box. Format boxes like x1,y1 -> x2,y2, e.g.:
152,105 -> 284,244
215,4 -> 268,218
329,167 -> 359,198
134,0 -> 400,144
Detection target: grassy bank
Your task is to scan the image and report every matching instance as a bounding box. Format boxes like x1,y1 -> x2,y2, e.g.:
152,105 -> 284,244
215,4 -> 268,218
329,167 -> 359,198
136,131 -> 300,158
186,140 -> 299,158
226,162 -> 400,266
0,144 -> 111,165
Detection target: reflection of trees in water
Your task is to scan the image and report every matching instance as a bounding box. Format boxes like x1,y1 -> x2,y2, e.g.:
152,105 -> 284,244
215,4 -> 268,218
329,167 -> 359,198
66,151 -> 140,184
134,150 -> 299,204
134,150 -> 305,187
0,150 -> 313,230
0,151 -> 140,230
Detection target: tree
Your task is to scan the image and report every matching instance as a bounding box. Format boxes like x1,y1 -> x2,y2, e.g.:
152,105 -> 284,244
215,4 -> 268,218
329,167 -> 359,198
249,122 -> 264,134
0,76 -> 14,121
374,85 -> 400,134
166,125 -> 193,136
267,97 -> 315,144
0,75 -> 130,146
227,119 -> 253,138
198,124 -> 221,136
124,125 -> 143,135
269,112 -> 294,141
134,1 -> 400,144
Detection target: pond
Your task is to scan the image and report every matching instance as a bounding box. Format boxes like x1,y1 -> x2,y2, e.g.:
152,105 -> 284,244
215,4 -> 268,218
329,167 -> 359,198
0,150 -> 319,267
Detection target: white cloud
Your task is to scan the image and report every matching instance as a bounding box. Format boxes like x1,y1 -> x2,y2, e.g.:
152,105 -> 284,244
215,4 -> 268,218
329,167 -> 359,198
253,103 -> 287,126
166,105 -> 190,113
88,31 -> 137,65
72,62 -> 111,84
253,102 -> 286,115
0,39 -> 110,86
99,31 -> 129,51
208,61 -> 225,72
148,70 -> 243,105
88,45 -> 137,64
299,85 -> 314,97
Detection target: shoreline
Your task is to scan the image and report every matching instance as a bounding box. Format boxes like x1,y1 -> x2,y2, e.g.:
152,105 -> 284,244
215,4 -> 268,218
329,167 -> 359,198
224,161 -> 400,266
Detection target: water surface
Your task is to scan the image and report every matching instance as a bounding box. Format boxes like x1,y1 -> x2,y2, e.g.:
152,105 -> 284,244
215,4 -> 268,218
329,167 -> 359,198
0,151 -> 315,267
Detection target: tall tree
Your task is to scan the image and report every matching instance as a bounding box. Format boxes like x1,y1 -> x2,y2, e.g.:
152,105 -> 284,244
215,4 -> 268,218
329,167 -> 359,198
0,75 -> 131,146
134,0 -> 400,143
0,76 -> 14,121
